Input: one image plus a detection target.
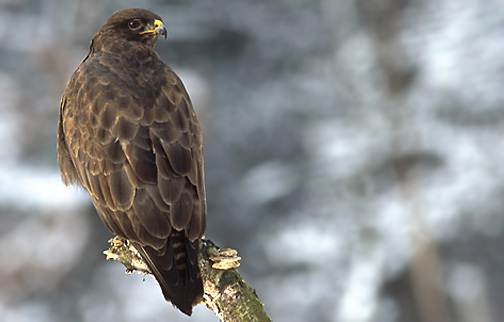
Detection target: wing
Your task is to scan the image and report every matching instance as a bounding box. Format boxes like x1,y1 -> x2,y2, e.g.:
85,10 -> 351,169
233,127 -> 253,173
58,53 -> 206,313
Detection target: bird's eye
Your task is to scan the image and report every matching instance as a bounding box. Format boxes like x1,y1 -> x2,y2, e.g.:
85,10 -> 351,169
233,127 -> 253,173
128,19 -> 142,31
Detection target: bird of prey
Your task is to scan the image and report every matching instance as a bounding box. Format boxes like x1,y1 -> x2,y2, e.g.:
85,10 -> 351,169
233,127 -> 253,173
57,8 -> 206,315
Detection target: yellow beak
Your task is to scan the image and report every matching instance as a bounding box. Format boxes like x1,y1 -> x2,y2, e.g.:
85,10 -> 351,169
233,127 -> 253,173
140,19 -> 167,38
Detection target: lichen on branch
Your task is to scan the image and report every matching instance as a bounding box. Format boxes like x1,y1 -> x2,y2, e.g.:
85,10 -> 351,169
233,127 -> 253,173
104,237 -> 271,322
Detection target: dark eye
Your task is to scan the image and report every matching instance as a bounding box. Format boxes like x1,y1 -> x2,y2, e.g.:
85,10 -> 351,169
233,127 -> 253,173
128,19 -> 141,30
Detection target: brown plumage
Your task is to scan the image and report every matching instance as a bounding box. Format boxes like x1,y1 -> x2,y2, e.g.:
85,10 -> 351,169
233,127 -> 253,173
57,8 -> 206,315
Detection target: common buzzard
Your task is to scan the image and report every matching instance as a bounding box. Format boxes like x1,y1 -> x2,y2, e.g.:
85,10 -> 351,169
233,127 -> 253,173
57,8 -> 206,315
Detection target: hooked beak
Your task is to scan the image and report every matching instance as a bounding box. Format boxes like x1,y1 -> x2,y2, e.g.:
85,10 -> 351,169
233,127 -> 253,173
140,19 -> 167,39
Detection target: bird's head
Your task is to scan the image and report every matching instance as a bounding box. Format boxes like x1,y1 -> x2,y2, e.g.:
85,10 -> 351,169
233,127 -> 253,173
94,8 -> 167,48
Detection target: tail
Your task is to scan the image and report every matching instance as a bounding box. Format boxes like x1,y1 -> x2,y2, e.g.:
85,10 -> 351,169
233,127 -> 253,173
132,232 -> 203,316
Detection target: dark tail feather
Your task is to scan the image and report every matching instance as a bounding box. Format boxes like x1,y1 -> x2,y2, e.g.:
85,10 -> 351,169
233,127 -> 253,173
132,232 -> 203,316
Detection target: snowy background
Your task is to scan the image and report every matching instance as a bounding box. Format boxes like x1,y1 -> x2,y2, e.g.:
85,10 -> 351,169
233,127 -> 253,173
1,0 -> 503,321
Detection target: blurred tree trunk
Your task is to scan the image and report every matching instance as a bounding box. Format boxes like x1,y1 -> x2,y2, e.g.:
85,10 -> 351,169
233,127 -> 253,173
355,1 -> 453,321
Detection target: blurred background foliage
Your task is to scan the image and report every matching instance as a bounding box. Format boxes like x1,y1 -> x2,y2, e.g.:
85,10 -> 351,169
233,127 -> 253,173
0,0 -> 503,321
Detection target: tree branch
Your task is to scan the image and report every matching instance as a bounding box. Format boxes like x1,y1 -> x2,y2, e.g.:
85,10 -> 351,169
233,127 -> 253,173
104,237 -> 272,322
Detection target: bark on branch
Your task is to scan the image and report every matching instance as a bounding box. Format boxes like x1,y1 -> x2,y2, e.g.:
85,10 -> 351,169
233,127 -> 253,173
103,237 -> 272,322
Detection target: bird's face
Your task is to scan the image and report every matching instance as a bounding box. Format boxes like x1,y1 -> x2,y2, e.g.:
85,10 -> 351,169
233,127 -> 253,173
96,8 -> 167,47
